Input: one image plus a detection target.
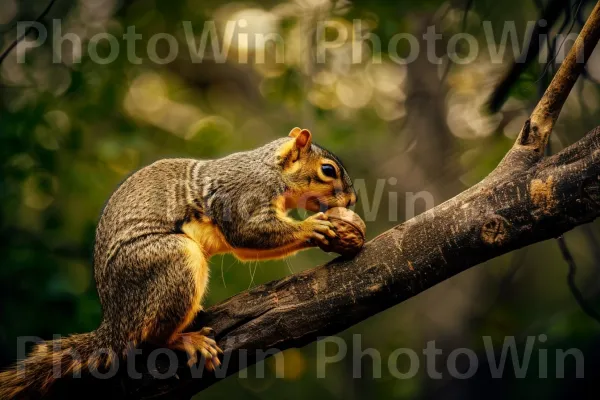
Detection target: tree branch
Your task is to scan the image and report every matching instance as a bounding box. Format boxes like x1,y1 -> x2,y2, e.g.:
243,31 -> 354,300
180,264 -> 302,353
46,2 -> 600,399
0,0 -> 59,65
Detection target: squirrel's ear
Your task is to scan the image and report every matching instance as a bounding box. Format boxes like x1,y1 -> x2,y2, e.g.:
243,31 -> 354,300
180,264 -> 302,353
294,129 -> 312,150
278,128 -> 312,166
288,127 -> 302,138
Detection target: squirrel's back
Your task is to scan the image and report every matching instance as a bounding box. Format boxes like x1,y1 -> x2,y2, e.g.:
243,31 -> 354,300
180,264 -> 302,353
93,158 -> 207,272
93,141 -> 287,273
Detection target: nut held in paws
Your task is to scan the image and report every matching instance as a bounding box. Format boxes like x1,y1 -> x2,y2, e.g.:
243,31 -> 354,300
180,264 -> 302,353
318,207 -> 366,257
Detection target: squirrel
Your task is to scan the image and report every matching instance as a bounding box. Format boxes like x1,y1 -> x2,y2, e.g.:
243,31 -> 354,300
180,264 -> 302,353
0,127 -> 356,398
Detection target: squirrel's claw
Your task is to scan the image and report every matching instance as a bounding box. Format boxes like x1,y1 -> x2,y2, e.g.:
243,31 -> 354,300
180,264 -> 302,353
302,213 -> 337,247
310,233 -> 329,246
169,329 -> 223,370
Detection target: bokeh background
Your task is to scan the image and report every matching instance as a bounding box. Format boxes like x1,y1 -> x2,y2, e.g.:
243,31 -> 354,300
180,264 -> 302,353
2,0 -> 600,398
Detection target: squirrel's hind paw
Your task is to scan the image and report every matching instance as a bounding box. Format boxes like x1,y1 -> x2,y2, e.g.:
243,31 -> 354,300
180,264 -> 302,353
169,328 -> 223,370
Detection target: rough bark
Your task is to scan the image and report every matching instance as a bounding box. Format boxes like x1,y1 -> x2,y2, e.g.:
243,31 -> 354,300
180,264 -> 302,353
47,2 -> 600,399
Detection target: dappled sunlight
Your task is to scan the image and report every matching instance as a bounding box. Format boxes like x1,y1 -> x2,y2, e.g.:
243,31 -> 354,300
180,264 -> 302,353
124,72 -> 206,139
1,0 -> 600,398
446,61 -> 505,138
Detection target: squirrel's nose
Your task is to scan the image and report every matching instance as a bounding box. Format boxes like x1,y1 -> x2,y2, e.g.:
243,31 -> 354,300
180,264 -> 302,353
346,193 -> 356,207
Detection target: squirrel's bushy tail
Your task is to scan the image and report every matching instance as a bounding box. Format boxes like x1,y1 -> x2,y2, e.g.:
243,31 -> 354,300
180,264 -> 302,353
0,325 -> 118,399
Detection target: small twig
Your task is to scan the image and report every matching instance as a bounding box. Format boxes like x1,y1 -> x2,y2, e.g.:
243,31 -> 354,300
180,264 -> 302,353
557,236 -> 600,324
487,0 -> 574,112
578,0 -> 590,25
0,0 -> 59,65
546,115 -> 600,326
535,0 -> 585,85
580,225 -> 600,299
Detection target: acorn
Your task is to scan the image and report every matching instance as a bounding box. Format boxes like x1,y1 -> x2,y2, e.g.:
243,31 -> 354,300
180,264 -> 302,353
319,207 -> 366,257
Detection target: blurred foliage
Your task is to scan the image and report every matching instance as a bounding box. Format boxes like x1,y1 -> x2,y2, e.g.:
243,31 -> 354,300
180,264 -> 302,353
1,0 -> 600,399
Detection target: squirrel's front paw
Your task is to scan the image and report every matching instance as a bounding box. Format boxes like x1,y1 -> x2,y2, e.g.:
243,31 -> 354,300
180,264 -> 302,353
301,212 -> 337,246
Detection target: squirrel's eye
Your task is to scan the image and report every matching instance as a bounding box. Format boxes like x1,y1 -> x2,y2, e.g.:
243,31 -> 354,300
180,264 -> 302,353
321,164 -> 337,178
